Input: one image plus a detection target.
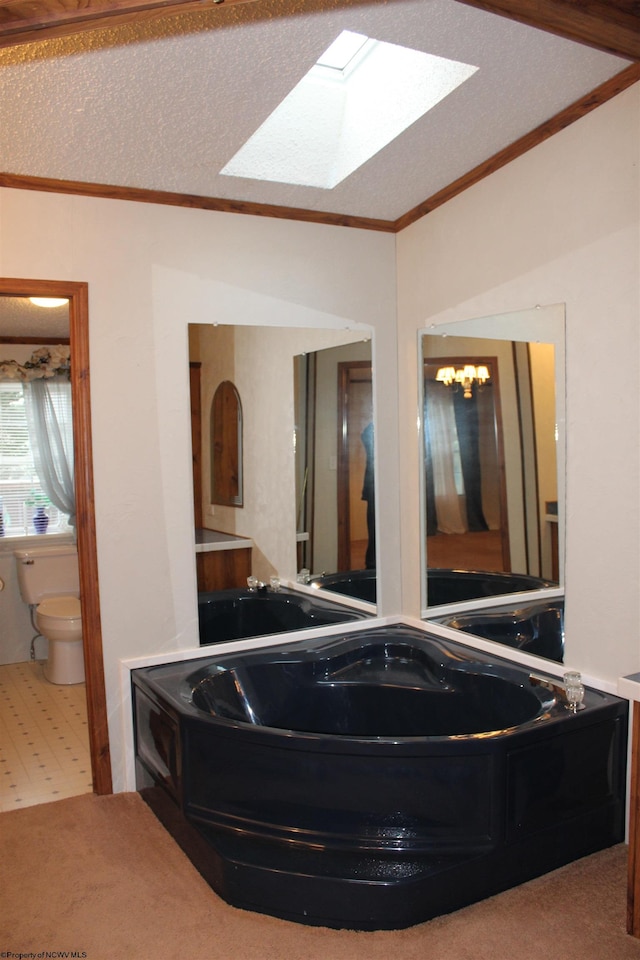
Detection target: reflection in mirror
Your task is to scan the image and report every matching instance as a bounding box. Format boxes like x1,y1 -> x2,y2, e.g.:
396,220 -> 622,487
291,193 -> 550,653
189,324 -> 376,611
424,355 -> 505,564
295,346 -> 373,580
424,342 -> 557,584
211,380 -> 243,507
420,305 -> 565,663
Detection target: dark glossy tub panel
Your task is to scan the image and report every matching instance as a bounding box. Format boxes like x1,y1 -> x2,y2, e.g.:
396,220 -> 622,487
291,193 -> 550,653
437,600 -> 565,663
198,587 -> 369,645
133,625 -> 627,930
310,569 -> 555,605
426,569 -> 555,604
184,722 -> 502,856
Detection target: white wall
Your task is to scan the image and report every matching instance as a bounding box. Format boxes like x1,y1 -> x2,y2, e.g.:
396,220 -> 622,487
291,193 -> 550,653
397,83 -> 640,685
0,192 -> 398,790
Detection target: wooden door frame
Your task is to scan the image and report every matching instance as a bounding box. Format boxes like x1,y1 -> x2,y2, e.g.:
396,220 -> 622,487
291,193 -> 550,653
0,278 -> 112,795
337,360 -> 372,571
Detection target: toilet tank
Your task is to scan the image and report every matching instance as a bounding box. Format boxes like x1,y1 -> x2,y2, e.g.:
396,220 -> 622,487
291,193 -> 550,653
14,544 -> 80,604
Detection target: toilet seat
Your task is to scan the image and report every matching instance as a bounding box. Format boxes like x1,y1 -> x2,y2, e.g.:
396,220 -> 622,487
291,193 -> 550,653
36,595 -> 83,645
37,596 -> 81,621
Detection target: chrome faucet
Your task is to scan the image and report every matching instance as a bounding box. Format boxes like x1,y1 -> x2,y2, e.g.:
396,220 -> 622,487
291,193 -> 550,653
247,575 -> 281,593
529,671 -> 585,712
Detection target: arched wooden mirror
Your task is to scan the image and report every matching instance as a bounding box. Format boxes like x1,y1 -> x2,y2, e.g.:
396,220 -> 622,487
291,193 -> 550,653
211,380 -> 243,507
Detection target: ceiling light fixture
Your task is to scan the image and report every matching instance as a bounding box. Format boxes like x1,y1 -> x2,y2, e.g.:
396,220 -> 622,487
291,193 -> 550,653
436,364 -> 491,399
221,30 -> 478,190
28,297 -> 69,308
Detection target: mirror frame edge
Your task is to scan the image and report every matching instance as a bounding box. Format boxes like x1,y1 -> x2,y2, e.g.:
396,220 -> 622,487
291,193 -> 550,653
0,277 -> 112,795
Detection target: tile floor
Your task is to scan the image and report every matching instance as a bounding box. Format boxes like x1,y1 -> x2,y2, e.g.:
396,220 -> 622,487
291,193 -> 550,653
0,659 -> 92,811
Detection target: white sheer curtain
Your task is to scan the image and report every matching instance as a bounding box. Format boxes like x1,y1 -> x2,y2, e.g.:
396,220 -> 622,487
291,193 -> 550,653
22,378 -> 76,527
425,381 -> 467,535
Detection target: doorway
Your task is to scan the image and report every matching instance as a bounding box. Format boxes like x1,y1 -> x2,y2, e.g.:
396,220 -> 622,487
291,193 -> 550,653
0,278 -> 112,798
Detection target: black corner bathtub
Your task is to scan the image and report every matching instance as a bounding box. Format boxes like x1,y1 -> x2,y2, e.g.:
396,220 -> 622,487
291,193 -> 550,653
435,599 -> 565,663
132,624 -> 627,930
198,586 -> 369,645
310,568 -> 555,605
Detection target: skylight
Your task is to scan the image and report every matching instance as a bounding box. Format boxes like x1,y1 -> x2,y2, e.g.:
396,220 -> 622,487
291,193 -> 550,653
316,30 -> 370,72
220,31 -> 478,190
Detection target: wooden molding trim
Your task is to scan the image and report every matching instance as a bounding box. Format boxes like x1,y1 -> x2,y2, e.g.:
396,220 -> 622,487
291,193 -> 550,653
0,173 -> 397,234
0,0 -> 258,50
455,0 -> 640,61
0,277 -> 113,796
393,63 -> 640,232
0,0 -> 637,58
0,336 -> 70,344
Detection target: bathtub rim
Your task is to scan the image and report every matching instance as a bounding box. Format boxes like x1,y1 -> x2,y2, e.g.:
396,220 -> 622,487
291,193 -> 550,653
131,624 -> 623,752
118,610 -> 620,793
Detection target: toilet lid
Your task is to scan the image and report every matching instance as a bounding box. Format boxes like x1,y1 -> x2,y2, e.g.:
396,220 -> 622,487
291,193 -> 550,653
37,596 -> 81,620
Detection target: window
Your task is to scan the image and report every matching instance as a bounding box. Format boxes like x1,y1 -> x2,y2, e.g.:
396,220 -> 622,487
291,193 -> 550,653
0,381 -> 72,536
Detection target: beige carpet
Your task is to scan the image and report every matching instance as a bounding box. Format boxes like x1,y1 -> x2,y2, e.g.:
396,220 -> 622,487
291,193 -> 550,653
2,792 -> 640,960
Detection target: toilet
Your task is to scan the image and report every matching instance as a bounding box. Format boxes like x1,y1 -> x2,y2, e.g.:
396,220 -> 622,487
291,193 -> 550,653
14,544 -> 84,685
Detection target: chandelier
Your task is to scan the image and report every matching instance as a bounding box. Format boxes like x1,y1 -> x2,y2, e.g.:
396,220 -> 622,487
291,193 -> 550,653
435,363 -> 490,399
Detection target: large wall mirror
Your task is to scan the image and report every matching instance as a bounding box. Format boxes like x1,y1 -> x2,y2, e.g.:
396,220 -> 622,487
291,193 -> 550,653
420,304 -> 565,662
188,322 -> 376,609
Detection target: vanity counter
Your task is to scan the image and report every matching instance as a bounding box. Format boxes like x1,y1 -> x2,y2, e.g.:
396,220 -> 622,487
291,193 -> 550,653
196,529 -> 253,554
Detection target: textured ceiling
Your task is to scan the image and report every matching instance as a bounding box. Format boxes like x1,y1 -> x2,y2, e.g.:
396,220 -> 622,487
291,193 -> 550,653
0,298 -> 69,340
0,0 -> 632,222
